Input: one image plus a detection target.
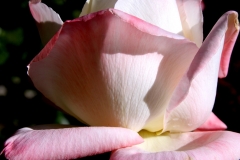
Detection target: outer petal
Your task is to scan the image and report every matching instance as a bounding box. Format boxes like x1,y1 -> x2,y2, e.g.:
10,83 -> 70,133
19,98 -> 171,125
195,112 -> 227,131
29,0 -> 63,45
161,11 -> 239,133
28,9 -> 198,132
110,130 -> 240,160
2,126 -> 143,160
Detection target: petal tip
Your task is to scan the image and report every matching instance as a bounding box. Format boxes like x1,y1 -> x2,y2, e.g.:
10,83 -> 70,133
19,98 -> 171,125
227,11 -> 239,30
234,15 -> 239,30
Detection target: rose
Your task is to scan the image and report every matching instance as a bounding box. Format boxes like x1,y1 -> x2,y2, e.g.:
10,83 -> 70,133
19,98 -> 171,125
2,0 -> 240,159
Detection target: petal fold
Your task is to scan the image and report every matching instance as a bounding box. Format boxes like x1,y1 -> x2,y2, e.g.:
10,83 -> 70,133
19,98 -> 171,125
110,131 -> 240,160
163,11 -> 239,133
29,0 -> 63,45
3,126 -> 143,160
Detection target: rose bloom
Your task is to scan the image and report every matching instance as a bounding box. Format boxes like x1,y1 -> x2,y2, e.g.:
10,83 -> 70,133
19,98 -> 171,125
2,0 -> 240,159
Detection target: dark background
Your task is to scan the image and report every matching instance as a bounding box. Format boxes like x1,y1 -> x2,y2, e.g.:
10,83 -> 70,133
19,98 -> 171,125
0,0 -> 240,159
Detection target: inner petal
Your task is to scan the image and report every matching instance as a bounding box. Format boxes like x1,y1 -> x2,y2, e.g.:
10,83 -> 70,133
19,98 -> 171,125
115,0 -> 183,35
80,0 -> 184,36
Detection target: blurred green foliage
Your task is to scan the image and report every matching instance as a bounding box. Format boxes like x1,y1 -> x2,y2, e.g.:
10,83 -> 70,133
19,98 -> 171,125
0,28 -> 23,65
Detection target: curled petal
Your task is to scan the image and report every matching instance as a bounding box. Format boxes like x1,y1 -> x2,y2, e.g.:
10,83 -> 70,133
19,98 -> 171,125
29,0 -> 63,45
219,12 -> 239,78
2,126 -> 143,160
110,131 -> 240,160
28,9 -> 198,132
163,11 -> 239,133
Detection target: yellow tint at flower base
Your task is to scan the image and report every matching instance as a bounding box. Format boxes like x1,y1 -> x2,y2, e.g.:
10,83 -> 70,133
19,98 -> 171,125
2,0 -> 240,160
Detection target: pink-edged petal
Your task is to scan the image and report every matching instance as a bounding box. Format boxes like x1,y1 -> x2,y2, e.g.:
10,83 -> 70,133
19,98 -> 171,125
28,9 -> 198,132
176,0 -> 203,47
80,0 -> 117,16
195,112 -> 227,131
162,11 -> 239,133
110,131 -> 240,160
29,0 -> 63,45
2,126 -> 143,160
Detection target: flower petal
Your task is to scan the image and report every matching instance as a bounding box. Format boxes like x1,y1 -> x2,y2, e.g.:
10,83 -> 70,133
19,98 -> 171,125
80,0 -> 117,16
29,0 -> 63,45
2,126 -> 143,160
28,9 -> 198,132
114,0 -> 183,35
80,0 -> 203,44
195,112 -> 227,131
110,130 -> 240,160
115,0 -> 203,44
162,11 -> 239,133
176,0 -> 203,47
